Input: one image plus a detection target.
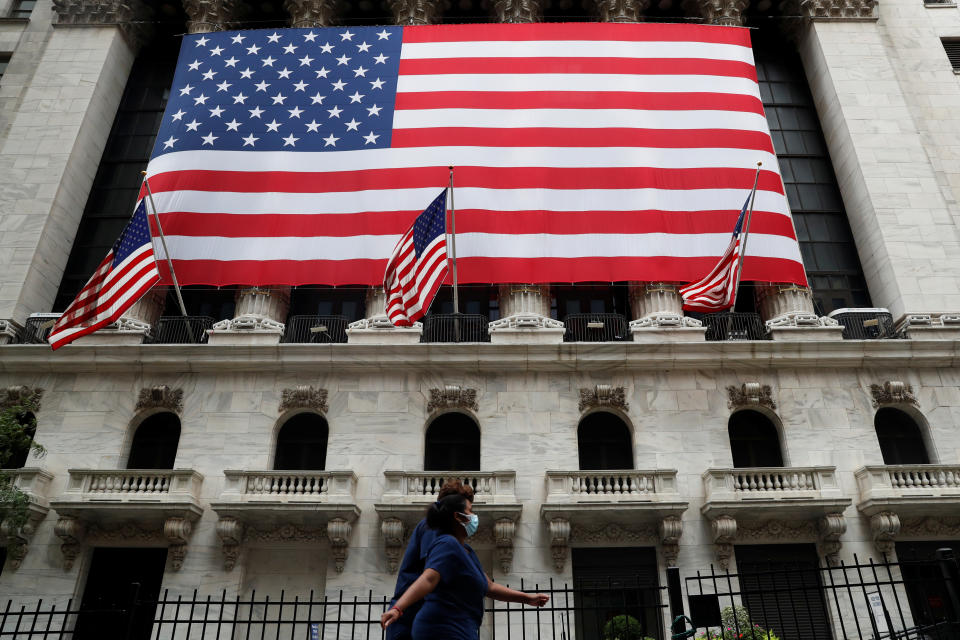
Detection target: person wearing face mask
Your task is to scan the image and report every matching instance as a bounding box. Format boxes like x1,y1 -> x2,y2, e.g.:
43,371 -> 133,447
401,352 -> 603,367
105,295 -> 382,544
380,493 -> 549,640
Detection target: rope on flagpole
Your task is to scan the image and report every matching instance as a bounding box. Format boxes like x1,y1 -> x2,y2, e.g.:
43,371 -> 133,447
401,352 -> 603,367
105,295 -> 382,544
729,162 -> 763,312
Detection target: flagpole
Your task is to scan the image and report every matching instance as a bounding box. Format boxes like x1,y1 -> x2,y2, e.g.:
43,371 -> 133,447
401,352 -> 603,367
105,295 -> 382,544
729,162 -> 763,312
141,171 -> 194,342
448,166 -> 460,316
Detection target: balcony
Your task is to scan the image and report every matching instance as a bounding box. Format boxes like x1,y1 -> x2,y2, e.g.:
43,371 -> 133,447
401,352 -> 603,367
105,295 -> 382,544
210,470 -> 360,572
49,469 -> 204,570
828,307 -> 904,340
148,316 -> 214,344
540,470 -> 688,570
562,313 -> 629,342
702,312 -> 770,341
0,468 -> 53,569
282,315 -> 349,343
375,471 -> 521,572
420,314 -> 491,343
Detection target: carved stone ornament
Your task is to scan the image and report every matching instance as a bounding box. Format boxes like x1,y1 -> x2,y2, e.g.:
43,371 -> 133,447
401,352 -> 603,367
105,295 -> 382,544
570,522 -> 657,545
427,386 -> 479,414
381,518 -> 406,572
494,518 -> 516,574
327,518 -> 352,573
54,517 -> 86,570
870,512 -> 901,556
791,0 -> 877,20
52,0 -> 152,46
817,513 -> 846,565
0,510 -> 45,571
899,516 -> 960,538
182,0 -> 241,33
0,319 -> 22,344
216,517 -> 246,571
284,0 -> 340,26
683,0 -> 748,25
737,519 -> 818,541
593,0 -> 648,20
279,385 -> 329,415
711,515 -> 737,570
247,524 -> 327,542
659,516 -> 683,567
549,518 -> 571,572
870,381 -> 918,409
136,385 -> 184,415
389,0 -> 445,24
0,386 -> 43,412
164,517 -> 193,571
578,385 -> 629,414
727,382 -> 776,411
493,0 -> 544,22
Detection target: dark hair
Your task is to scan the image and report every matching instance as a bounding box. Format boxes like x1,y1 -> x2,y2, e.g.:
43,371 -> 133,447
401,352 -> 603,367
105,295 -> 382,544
437,478 -> 475,502
426,493 -> 469,535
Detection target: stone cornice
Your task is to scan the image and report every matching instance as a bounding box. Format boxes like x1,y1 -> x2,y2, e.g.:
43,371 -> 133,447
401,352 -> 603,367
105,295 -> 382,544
2,339 -> 959,374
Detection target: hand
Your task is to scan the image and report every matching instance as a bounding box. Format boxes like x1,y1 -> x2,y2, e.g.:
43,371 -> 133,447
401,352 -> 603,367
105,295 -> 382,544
525,593 -> 549,607
380,608 -> 402,629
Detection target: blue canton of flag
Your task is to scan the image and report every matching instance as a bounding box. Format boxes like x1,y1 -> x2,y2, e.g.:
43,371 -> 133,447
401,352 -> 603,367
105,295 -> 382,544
152,26 -> 403,155
114,201 -> 153,266
412,190 -> 447,257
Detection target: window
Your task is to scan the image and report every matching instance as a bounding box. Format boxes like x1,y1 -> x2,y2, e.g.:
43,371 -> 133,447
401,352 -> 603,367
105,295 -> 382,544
943,39 -> 960,71
288,286 -> 367,323
875,407 -> 930,465
572,547 -> 662,640
2,411 -> 35,469
578,412 -> 633,470
424,413 -> 480,471
754,39 -> 871,313
9,0 -> 34,18
274,413 -> 328,471
728,410 -> 783,468
895,541 -> 960,628
127,413 -> 180,469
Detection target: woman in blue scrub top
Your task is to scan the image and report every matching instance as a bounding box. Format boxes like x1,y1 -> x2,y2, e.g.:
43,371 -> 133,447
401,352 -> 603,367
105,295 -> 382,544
380,493 -> 549,640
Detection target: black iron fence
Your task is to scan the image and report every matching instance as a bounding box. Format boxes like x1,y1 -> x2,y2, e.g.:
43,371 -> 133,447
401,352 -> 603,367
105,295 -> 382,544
421,313 -> 491,343
563,313 -> 630,342
282,315 -> 350,344
828,309 -> 905,340
702,312 -> 771,341
147,316 -> 214,344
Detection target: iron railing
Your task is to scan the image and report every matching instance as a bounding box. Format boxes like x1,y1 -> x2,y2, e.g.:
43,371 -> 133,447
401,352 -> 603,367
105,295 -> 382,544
563,313 -> 629,342
420,313 -> 490,343
828,308 -> 905,340
17,314 -> 62,344
702,312 -> 770,341
148,316 -> 213,344
282,315 -> 349,344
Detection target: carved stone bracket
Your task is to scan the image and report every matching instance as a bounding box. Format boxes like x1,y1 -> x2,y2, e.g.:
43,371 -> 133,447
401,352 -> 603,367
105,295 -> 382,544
869,512 -> 901,556
727,382 -> 776,411
549,518 -> 570,572
164,517 -> 194,571
216,516 -> 246,571
284,0 -> 339,26
578,385 -> 629,414
182,0 -> 241,33
683,0 -> 748,24
817,513 -> 846,565
659,516 -> 683,567
327,518 -> 352,572
870,381 -> 918,409
593,0 -> 648,21
427,386 -> 478,414
52,0 -> 152,48
493,0 -> 544,22
279,385 -> 329,414
53,517 -> 86,570
381,518 -> 406,572
0,386 -> 43,412
0,508 -> 47,570
494,518 -> 516,574
389,0 -> 445,24
0,319 -> 22,345
136,385 -> 184,415
711,515 -> 737,570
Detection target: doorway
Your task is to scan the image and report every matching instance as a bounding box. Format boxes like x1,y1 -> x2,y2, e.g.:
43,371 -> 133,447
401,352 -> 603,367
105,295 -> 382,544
572,547 -> 663,640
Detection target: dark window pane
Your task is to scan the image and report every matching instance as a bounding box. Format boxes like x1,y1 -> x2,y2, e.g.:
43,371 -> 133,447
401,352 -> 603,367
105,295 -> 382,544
275,413 -> 328,470
127,413 -> 180,469
578,412 -> 633,470
425,414 -> 480,471
728,410 -> 783,468
876,408 -> 930,465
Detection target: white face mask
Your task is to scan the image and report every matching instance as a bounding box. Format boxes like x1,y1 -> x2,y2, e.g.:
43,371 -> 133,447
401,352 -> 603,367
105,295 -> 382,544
458,512 -> 479,537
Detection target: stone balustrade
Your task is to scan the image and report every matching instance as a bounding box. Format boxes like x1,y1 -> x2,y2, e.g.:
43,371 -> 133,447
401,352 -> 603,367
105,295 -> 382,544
221,470 -> 357,501
62,468 -> 203,499
703,466 -> 842,502
380,470 -> 518,503
544,469 -> 679,502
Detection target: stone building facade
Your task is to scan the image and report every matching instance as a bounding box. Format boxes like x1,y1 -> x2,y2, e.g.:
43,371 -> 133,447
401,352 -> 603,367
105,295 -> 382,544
1,0 -> 960,637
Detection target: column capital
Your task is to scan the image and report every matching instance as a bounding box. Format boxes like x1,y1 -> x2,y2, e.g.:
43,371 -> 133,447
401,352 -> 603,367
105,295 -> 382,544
284,0 -> 340,27
52,0 -> 152,49
492,0 -> 544,23
389,0 -> 446,25
182,0 -> 241,33
593,0 -> 648,21
683,0 -> 748,25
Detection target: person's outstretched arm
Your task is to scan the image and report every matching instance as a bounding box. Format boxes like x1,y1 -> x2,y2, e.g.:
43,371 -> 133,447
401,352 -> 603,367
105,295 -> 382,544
380,569 -> 441,629
486,579 -> 550,607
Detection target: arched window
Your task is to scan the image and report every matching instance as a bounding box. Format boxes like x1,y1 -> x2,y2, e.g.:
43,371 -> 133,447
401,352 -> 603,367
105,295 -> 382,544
424,413 -> 480,471
127,413 -> 181,470
274,413 -> 329,471
728,410 -> 784,468
577,412 -> 633,470
875,408 -> 930,465
3,411 -> 35,470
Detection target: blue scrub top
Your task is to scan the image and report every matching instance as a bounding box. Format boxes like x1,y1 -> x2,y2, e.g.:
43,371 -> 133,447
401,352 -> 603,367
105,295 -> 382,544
387,520 -> 436,640
412,534 -> 488,640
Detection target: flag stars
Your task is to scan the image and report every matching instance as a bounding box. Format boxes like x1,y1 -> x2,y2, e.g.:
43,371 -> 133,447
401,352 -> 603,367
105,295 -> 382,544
224,56 -> 239,68
327,105 -> 343,118
242,133 -> 258,146
319,42 -> 334,54
353,66 -> 368,77
202,69 -> 217,81
323,133 -> 339,146
201,132 -> 218,145
187,59 -> 202,71
193,93 -> 209,105
340,30 -> 354,41
373,53 -> 388,64
315,67 -> 330,78
261,56 -> 276,67
332,79 -> 346,91
376,29 -> 390,40
288,106 -> 304,118
195,36 -> 209,47
185,119 -> 201,132
310,92 -> 325,104
363,131 -> 379,144
357,41 -> 371,52
299,55 -> 314,66
233,92 -> 248,104
179,84 -> 194,96
255,80 -> 270,92
282,134 -> 299,147
163,135 -> 178,149
277,67 -> 292,79
345,118 -> 361,131
225,119 -> 241,131
366,104 -> 382,117
216,80 -> 232,92
239,68 -> 254,79
231,33 -> 245,44
349,91 -> 364,103
370,78 -> 385,89
336,54 -> 351,66
304,31 -> 317,42
171,109 -> 186,121
292,80 -> 308,92
272,92 -> 287,105
249,106 -> 265,118
209,105 -> 225,117
283,43 -> 297,54
267,32 -> 282,43
265,119 -> 281,132
209,45 -> 224,56
306,120 -> 321,132
247,43 -> 261,55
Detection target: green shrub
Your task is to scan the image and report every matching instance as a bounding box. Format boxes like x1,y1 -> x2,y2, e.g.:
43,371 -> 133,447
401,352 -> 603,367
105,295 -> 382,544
601,614 -> 656,640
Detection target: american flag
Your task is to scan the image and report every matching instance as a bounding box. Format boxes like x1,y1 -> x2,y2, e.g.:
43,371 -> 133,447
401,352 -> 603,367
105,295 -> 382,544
48,201 -> 161,350
678,195 -> 750,313
384,189 -> 449,326
145,23 -> 806,287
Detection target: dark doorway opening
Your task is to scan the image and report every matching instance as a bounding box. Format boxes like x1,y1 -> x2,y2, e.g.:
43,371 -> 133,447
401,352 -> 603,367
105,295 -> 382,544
127,413 -> 180,469
876,408 -> 930,465
274,413 -> 328,471
572,547 -> 663,640
577,412 -> 634,470
734,544 -> 833,639
728,411 -> 784,468
424,413 -> 480,471
895,541 -> 960,633
74,547 -> 167,640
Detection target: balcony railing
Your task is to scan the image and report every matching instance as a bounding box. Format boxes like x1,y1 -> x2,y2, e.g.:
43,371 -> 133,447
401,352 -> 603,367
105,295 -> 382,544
828,308 -> 904,340
4,467 -> 53,501
856,464 -> 960,503
17,313 -> 61,344
703,466 -> 842,502
702,312 -> 770,341
282,315 -> 349,344
545,469 -> 679,502
562,313 -> 629,342
381,471 -> 517,503
60,469 -> 204,500
149,316 -> 214,344
420,314 -> 491,343
220,470 -> 357,501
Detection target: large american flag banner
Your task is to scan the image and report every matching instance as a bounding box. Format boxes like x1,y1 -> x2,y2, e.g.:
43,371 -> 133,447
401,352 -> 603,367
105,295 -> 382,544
144,23 -> 807,287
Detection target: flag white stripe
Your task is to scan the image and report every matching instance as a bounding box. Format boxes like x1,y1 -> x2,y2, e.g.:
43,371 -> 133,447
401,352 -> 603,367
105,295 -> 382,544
54,246 -> 155,325
49,267 -> 159,342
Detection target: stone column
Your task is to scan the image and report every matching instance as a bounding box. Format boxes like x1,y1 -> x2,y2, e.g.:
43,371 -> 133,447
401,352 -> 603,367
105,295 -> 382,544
627,282 -> 705,342
208,286 -> 291,345
284,0 -> 339,26
492,0 -> 544,22
755,283 -> 842,341
682,0 -> 748,24
488,285 -> 565,344
346,287 -> 423,343
592,0 -> 648,21
182,0 -> 240,33
389,0 -> 444,24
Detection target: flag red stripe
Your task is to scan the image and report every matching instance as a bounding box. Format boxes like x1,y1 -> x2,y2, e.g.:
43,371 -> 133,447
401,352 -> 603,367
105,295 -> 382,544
398,57 -> 758,80
393,91 -> 764,113
389,128 -> 775,152
402,22 -> 753,46
153,209 -> 797,239
145,167 -> 786,195
53,257 -> 160,329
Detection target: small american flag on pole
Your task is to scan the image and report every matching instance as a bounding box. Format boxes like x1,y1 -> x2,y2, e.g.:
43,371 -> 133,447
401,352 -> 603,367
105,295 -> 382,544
48,201 -> 161,350
384,189 -> 449,326
679,195 -> 751,313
